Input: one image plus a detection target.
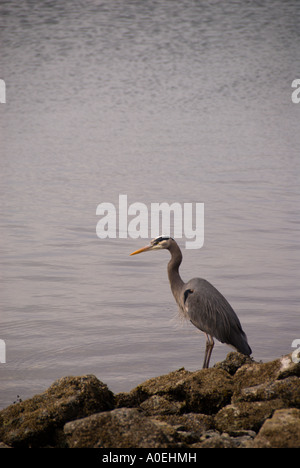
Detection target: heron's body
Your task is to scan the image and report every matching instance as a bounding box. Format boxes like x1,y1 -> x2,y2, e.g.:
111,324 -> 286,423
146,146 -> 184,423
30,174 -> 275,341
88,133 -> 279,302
131,236 -> 252,368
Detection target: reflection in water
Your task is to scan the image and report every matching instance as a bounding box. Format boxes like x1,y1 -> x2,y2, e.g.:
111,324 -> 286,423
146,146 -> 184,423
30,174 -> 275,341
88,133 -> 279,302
0,0 -> 299,408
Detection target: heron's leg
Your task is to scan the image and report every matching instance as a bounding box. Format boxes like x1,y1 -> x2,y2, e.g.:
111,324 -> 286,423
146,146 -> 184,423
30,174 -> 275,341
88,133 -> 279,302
202,334 -> 214,369
206,334 -> 214,368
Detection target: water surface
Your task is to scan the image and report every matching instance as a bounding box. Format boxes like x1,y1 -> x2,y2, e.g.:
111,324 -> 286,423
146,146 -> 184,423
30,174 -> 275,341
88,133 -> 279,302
0,0 -> 299,408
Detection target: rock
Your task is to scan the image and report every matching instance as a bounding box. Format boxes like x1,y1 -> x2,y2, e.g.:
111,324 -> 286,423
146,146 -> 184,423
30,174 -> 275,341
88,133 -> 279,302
139,395 -> 185,416
190,368 -> 233,413
214,352 -> 253,375
0,352 -> 299,448
233,353 -> 300,393
277,354 -> 300,379
198,430 -> 235,448
64,408 -> 179,448
252,408 -> 300,448
157,413 -> 214,445
180,368 -> 233,414
0,375 -> 114,448
189,428 -> 257,448
117,367 -> 233,415
158,413 -> 214,435
115,368 -> 191,408
214,400 -> 285,433
0,442 -> 11,448
232,376 -> 300,407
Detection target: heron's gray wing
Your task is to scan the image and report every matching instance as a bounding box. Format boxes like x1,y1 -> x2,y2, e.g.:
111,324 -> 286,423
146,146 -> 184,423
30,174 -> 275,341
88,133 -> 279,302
183,278 -> 251,355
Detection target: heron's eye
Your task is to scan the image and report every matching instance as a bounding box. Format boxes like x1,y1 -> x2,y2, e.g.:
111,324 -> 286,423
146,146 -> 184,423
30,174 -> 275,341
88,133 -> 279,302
151,235 -> 173,247
152,236 -> 164,245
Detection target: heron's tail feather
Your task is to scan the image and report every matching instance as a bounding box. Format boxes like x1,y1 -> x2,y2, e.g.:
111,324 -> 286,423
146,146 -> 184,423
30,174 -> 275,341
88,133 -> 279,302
229,330 -> 252,356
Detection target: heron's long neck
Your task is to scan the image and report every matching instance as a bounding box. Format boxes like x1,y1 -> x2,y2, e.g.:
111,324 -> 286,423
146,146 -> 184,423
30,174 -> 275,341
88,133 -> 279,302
167,243 -> 184,304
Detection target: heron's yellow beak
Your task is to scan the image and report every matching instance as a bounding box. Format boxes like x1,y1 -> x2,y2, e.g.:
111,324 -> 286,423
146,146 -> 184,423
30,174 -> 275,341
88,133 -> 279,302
130,244 -> 152,255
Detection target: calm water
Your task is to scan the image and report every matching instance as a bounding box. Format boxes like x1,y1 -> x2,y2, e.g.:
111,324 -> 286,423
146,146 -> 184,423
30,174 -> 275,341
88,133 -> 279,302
0,0 -> 299,409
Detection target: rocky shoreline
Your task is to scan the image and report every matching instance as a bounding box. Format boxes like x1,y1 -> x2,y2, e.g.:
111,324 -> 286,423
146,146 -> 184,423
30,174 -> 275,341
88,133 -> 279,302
0,352 -> 299,448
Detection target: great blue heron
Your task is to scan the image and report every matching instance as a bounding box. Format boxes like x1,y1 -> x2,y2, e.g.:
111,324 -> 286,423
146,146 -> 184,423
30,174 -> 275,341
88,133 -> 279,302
130,235 -> 252,368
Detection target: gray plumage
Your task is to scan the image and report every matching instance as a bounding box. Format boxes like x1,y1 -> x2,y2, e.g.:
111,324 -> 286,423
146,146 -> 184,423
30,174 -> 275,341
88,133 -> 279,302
131,235 -> 252,368
182,279 -> 251,355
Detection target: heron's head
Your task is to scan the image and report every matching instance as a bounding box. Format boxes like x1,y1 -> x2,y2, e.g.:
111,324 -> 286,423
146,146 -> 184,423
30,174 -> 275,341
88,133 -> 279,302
130,235 -> 174,255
